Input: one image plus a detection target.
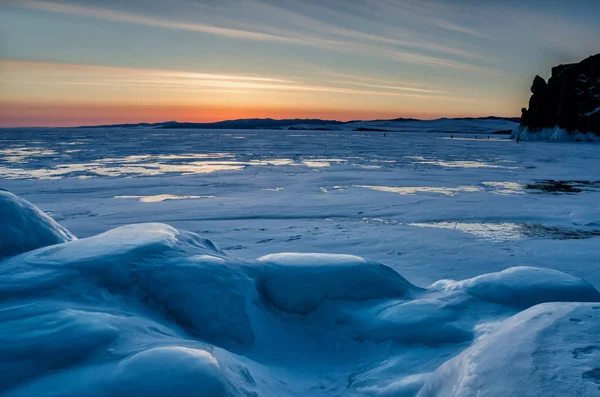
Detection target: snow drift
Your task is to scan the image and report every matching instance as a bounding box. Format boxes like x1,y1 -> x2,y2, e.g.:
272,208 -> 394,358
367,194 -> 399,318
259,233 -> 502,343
1,192 -> 599,396
419,302 -> 600,397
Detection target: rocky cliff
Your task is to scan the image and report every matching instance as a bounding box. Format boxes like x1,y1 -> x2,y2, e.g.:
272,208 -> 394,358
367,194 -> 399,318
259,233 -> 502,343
515,54 -> 600,140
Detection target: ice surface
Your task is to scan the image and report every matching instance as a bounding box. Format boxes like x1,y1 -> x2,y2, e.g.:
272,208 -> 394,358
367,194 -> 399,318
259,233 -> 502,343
1,125 -> 600,396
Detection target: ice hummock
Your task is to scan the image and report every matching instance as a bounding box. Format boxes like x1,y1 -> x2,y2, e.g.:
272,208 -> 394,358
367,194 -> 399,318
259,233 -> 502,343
256,253 -> 416,314
419,302 -> 600,397
0,189 -> 75,259
1,192 -> 599,396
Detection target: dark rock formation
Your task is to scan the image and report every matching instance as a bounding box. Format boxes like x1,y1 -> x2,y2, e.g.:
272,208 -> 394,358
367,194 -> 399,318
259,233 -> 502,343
520,54 -> 600,135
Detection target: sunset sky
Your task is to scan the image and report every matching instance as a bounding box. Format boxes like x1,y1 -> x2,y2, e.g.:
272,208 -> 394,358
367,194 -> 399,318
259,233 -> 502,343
1,0 -> 599,127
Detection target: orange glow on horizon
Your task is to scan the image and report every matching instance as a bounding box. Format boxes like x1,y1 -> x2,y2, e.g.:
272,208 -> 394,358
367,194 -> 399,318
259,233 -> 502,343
0,58 -> 521,127
0,101 -> 518,127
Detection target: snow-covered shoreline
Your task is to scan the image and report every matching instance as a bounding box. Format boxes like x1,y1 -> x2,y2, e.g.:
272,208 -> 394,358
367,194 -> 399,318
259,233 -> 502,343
511,125 -> 600,142
2,190 -> 600,397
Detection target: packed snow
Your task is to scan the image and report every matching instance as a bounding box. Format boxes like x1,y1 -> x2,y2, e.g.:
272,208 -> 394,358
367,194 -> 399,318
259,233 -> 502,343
419,302 -> 600,397
1,125 -> 600,396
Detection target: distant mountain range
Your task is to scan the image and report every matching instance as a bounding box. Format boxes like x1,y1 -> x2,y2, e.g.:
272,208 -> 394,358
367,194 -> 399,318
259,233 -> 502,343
77,116 -> 520,130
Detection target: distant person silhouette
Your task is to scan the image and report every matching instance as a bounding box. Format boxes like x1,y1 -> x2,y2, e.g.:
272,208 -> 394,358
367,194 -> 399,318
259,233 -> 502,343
450,134 -> 453,139
516,136 -> 520,143
475,135 -> 478,139
488,136 -> 490,140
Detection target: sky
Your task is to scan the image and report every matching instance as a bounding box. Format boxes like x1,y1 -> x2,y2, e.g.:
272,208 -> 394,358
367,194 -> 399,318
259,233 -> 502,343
1,0 -> 599,127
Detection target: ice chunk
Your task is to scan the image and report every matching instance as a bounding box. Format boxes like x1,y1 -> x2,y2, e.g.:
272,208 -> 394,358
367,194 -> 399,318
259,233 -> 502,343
138,253 -> 256,347
419,302 -> 600,397
432,266 -> 600,308
0,305 -> 119,391
1,223 -> 255,348
112,347 -> 227,397
343,297 -> 473,345
256,253 -> 415,314
0,190 -> 75,259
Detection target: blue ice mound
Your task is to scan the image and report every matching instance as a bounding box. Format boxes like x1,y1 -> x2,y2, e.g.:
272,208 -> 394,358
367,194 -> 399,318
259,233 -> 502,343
112,347 -> 227,397
432,266 -> 600,308
3,193 -> 600,396
0,305 -> 120,391
0,190 -> 75,259
0,222 -> 256,395
0,223 -> 255,348
255,253 -> 416,314
341,296 -> 473,345
418,302 -> 600,397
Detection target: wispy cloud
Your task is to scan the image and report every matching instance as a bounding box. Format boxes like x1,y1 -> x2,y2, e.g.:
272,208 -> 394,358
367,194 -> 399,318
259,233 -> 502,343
435,21 -> 489,39
249,0 -> 492,62
318,71 -> 441,89
372,0 -> 490,39
327,80 -> 445,94
17,0 -> 496,73
0,59 -> 459,99
19,0 -> 300,43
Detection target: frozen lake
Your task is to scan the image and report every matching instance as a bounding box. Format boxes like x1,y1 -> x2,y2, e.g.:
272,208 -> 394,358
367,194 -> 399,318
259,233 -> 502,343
2,127 -> 600,287
2,127 -> 600,396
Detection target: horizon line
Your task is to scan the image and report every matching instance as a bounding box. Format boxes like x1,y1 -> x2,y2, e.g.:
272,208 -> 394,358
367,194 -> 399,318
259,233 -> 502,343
0,115 -> 521,129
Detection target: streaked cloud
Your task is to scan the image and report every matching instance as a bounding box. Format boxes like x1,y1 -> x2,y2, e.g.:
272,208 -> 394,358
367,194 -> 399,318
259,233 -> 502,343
0,59 -> 454,99
16,0 -> 495,73
435,21 -> 489,39
19,0 -> 299,43
2,0 -> 599,126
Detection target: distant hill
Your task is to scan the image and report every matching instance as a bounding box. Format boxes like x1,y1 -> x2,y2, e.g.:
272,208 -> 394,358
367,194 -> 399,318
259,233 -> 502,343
76,116 -> 519,130
444,116 -> 521,123
77,118 -> 343,130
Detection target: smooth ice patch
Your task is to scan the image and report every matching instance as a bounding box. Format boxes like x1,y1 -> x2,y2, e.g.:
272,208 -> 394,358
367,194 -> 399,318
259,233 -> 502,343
261,187 -> 284,191
114,194 -> 216,202
355,185 -> 482,196
409,222 -> 523,241
481,181 -> 524,195
406,156 -> 520,169
409,222 -> 600,241
0,147 -> 58,163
